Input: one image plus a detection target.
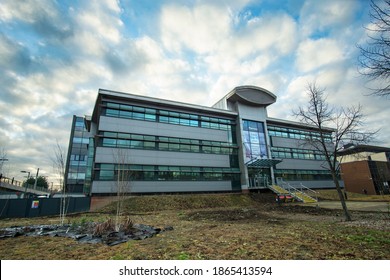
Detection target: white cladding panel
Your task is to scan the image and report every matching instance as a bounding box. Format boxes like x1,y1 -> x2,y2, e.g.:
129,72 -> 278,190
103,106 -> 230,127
92,180 -> 233,193
276,158 -> 329,170
95,147 -> 231,167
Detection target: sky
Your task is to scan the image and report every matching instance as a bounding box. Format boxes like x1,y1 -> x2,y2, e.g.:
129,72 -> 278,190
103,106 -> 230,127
0,0 -> 389,185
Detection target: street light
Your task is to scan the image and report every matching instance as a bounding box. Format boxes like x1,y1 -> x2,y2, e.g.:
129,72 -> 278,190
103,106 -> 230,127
33,168 -> 39,190
21,170 -> 30,198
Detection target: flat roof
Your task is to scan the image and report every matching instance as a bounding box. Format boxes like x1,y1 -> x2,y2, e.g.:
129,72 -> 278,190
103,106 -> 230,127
90,88 -> 336,134
337,144 -> 390,156
92,88 -> 238,121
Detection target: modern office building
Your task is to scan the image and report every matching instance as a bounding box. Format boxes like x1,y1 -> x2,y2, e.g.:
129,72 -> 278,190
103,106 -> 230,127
64,115 -> 92,193
338,144 -> 390,195
68,86 -> 337,196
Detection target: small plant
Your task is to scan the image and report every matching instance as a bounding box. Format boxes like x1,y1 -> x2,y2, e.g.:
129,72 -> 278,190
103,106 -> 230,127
80,216 -> 88,225
111,253 -> 125,260
177,252 -> 190,260
93,218 -> 115,236
119,216 -> 134,234
93,216 -> 134,236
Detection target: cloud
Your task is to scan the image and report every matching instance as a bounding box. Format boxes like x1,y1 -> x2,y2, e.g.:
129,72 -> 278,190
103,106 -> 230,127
0,0 -> 388,182
295,38 -> 345,73
0,0 -> 73,43
299,0 -> 359,37
161,4 -> 231,54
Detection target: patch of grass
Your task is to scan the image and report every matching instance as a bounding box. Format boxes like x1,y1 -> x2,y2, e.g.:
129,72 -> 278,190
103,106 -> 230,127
317,189 -> 390,202
111,253 -> 126,260
177,252 -> 190,260
346,231 -> 390,245
98,193 -> 263,214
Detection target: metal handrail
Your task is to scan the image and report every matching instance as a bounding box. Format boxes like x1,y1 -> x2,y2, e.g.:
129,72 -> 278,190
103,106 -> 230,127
280,182 -> 318,202
299,183 -> 319,202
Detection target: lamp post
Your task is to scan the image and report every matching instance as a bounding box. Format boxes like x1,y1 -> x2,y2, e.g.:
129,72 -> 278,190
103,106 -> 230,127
21,170 -> 30,198
33,168 -> 39,190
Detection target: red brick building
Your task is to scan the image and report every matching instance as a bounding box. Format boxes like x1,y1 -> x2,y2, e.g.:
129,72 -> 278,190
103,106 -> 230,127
338,145 -> 390,195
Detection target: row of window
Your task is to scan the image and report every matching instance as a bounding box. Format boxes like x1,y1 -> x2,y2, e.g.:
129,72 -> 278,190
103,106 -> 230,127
83,138 -> 95,195
67,172 -> 86,180
267,125 -> 332,142
69,154 -> 88,161
103,102 -> 235,131
95,164 -> 240,181
74,117 -> 86,132
99,132 -> 238,155
271,147 -> 327,160
72,137 -> 89,144
274,169 -> 334,181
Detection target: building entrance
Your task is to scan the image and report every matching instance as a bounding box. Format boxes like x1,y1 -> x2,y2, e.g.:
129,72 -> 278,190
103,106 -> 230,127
248,168 -> 271,189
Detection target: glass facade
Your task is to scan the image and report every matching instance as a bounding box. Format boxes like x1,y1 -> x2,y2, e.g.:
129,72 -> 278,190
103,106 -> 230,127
242,120 -> 268,163
65,116 -> 91,193
103,102 -> 235,131
95,163 -> 241,182
273,169 -> 333,181
83,137 -> 94,195
268,125 -> 333,142
99,131 -> 238,155
271,147 -> 326,160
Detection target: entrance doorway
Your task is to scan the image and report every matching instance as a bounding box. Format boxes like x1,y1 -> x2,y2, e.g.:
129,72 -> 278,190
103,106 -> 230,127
248,168 -> 271,188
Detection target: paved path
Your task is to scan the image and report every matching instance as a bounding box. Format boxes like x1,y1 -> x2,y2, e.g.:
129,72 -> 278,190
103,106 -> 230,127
305,201 -> 390,213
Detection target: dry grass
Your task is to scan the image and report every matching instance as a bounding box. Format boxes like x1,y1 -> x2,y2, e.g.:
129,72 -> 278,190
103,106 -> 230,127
0,192 -> 389,260
317,189 -> 390,202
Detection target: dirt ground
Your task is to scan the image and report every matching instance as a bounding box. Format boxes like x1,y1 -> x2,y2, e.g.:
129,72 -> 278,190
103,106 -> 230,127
0,193 -> 389,260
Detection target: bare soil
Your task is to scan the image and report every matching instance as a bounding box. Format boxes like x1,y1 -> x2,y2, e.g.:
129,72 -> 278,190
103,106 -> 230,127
0,192 -> 389,260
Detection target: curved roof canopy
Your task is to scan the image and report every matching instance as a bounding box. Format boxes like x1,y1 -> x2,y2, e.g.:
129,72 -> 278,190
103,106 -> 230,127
227,85 -> 277,107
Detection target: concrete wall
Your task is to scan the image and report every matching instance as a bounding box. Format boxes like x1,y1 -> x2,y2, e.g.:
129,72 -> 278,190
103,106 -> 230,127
235,103 -> 267,121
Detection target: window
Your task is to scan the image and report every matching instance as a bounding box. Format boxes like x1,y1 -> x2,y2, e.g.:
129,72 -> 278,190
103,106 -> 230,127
102,102 -> 234,132
267,125 -> 333,142
95,164 -> 240,181
100,131 -> 238,155
73,137 -> 89,144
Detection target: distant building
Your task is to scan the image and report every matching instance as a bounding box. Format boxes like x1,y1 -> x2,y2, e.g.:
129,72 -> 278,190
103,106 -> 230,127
338,144 -> 390,195
67,86 -> 339,196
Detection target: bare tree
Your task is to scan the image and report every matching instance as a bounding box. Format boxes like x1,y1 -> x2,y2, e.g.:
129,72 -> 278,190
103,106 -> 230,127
293,83 -> 377,221
52,141 -> 67,226
358,0 -> 390,97
112,148 -> 132,231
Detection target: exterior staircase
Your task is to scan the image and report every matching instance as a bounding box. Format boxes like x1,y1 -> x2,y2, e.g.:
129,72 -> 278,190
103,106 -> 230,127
269,182 -> 318,203
289,190 -> 317,203
269,184 -> 290,195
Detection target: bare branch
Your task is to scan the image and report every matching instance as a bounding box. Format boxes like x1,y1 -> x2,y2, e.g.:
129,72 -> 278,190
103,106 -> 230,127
358,0 -> 390,97
51,140 -> 68,226
293,82 -> 377,221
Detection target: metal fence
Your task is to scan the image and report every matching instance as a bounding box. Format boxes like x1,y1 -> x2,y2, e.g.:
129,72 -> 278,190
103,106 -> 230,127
0,197 -> 91,218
